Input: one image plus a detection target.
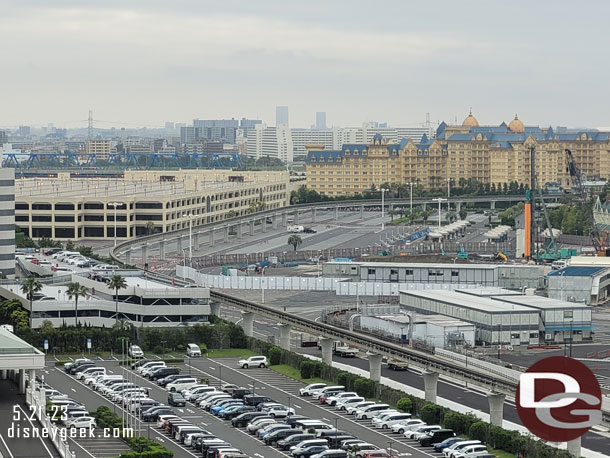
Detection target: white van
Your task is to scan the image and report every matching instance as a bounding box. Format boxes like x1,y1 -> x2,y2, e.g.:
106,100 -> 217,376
552,260 -> 568,270
287,225 -> 305,233
76,366 -> 106,380
186,343 -> 202,357
312,386 -> 344,400
166,377 -> 198,392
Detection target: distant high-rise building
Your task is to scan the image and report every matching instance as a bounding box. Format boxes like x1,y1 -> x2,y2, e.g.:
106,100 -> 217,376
239,118 -> 262,137
276,106 -> 289,125
0,130 -> 7,146
18,126 -> 30,137
315,112 -> 327,130
247,124 -> 293,162
193,119 -> 239,143
180,126 -> 200,144
0,166 -> 15,278
165,122 -> 175,130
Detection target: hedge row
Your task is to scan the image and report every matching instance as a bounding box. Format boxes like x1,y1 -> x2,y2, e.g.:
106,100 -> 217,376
250,339 -> 576,458
91,406 -> 173,458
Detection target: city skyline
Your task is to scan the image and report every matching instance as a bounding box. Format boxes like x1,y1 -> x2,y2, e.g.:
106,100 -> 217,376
3,1 -> 610,129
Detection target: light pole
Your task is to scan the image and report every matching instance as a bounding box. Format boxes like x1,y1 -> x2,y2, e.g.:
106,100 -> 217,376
108,202 -> 121,246
380,188 -> 389,231
432,197 -> 447,229
183,213 -> 194,264
447,178 -> 452,212
408,182 -> 414,218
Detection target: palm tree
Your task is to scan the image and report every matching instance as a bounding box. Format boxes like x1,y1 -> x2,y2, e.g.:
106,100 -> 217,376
20,276 -> 42,313
108,274 -> 127,327
288,234 -> 302,252
66,282 -> 88,326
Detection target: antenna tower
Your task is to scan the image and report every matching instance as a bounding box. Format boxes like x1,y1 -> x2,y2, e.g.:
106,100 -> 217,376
88,110 -> 93,140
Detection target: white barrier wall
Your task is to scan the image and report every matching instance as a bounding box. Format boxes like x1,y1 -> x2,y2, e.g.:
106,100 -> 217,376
177,265 -> 482,295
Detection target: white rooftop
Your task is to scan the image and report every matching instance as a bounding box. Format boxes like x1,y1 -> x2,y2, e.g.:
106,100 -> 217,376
401,290 -> 536,314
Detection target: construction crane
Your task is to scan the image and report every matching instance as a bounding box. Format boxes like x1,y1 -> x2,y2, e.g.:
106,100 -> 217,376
533,172 -> 561,261
565,148 -> 607,255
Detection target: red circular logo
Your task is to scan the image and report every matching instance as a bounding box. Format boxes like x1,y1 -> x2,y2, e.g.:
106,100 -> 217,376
516,356 -> 601,442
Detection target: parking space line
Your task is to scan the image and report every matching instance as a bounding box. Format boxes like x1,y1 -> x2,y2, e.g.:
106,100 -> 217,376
16,405 -> 56,458
0,432 -> 15,458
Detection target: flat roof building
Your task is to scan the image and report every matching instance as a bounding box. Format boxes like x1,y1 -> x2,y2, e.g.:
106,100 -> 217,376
547,266 -> 610,306
15,170 -> 289,241
0,167 -> 15,278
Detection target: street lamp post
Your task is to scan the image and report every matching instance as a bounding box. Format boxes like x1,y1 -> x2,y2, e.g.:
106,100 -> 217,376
432,197 -> 447,229
108,202 -> 121,246
408,182 -> 414,218
380,188 -> 389,231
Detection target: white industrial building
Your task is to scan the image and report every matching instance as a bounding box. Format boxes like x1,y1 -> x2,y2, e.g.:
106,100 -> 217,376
400,290 -> 539,346
358,313 -> 475,349
400,288 -> 593,345
547,265 -> 610,306
323,261 -> 545,289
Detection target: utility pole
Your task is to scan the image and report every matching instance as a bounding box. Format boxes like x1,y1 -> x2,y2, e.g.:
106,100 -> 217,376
530,146 -> 536,262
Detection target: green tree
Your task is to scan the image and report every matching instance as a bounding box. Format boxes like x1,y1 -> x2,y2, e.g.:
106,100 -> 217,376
459,208 -> 467,220
396,397 -> 413,413
65,240 -> 75,251
108,275 -> 127,327
145,221 -> 155,235
20,276 -> 42,324
287,234 -> 302,251
66,282 -> 88,326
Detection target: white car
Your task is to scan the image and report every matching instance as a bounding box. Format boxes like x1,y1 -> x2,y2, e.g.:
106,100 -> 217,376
443,441 -> 482,458
166,377 -> 198,392
372,412 -> 410,428
67,256 -> 87,265
138,361 -> 165,374
186,343 -> 202,357
200,394 -> 231,409
355,404 -> 390,420
66,416 -> 96,430
264,405 -> 295,418
76,367 -> 106,380
129,345 -> 144,358
246,417 -> 276,433
346,401 -> 375,415
391,419 -> 425,434
186,387 -> 219,401
299,383 -> 327,396
325,392 -> 358,406
336,397 -> 364,411
238,356 -> 267,368
157,415 -> 180,429
452,445 -> 488,458
409,425 -> 441,440
348,443 -> 380,458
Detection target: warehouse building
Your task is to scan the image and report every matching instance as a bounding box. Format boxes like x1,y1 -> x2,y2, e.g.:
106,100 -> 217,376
400,289 -> 593,345
547,266 -> 610,306
358,313 -> 475,348
323,261 -> 545,289
400,290 -> 539,346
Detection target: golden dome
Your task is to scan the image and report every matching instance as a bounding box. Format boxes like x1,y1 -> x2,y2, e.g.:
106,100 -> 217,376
508,114 -> 525,133
462,110 -> 479,127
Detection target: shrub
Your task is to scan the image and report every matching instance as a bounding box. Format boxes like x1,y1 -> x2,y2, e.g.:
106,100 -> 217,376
300,360 -> 317,379
353,377 -> 376,398
443,411 -> 477,435
419,402 -> 442,425
54,360 -> 70,367
268,346 -> 282,365
468,421 -> 489,443
396,397 -> 413,413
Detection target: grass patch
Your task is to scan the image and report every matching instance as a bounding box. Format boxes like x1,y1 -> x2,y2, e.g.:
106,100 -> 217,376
270,364 -> 330,385
206,348 -> 258,358
487,447 -> 515,458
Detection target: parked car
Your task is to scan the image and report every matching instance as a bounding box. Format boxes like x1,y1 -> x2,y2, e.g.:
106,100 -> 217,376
238,356 -> 267,368
391,419 -> 425,434
278,433 -> 316,451
129,345 -> 144,358
66,416 -> 96,430
166,377 -> 198,392
168,392 -> 186,407
419,429 -> 455,447
299,383 -> 327,397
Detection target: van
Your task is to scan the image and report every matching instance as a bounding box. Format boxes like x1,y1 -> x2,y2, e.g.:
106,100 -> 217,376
243,395 -> 273,406
76,367 -> 106,380
166,377 -> 198,392
287,225 -> 305,233
293,420 -> 333,432
129,345 -> 144,358
552,260 -> 568,270
150,367 -> 180,381
186,343 -> 202,357
313,386 -> 344,400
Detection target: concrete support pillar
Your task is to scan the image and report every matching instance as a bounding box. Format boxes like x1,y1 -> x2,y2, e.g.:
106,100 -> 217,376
282,213 -> 287,227
334,207 -> 339,220
141,244 -> 148,265
360,206 -> 364,219
312,208 -> 317,223
237,223 -> 243,239
272,215 -> 278,229
456,202 -> 462,213
209,230 -> 215,247
320,338 -> 333,365
159,239 -> 166,260
422,203 -> 427,211
262,218 -> 268,233
18,369 -> 26,394
567,436 -> 581,457
177,235 -> 183,254
0,369 -> 6,379
193,232 -> 199,251
487,392 -> 505,427
28,369 -> 35,390
224,227 -> 229,243
294,211 -> 299,224
279,324 -> 291,351
423,371 -> 439,403
241,311 -> 254,337
210,302 -> 221,317
491,201 -> 496,210
368,353 -> 382,383
124,249 -> 131,265
250,220 -> 255,236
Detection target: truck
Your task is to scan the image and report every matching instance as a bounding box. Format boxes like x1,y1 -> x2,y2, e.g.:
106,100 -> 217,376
287,225 -> 305,233
387,358 -> 408,371
316,339 -> 359,357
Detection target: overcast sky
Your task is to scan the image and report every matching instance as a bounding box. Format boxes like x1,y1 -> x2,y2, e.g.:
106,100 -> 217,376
2,0 -> 610,129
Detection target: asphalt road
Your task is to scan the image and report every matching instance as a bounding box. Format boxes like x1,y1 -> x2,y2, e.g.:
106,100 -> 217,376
0,380 -> 60,458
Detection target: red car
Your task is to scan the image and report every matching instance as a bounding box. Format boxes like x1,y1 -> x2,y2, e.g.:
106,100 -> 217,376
319,395 -> 328,404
